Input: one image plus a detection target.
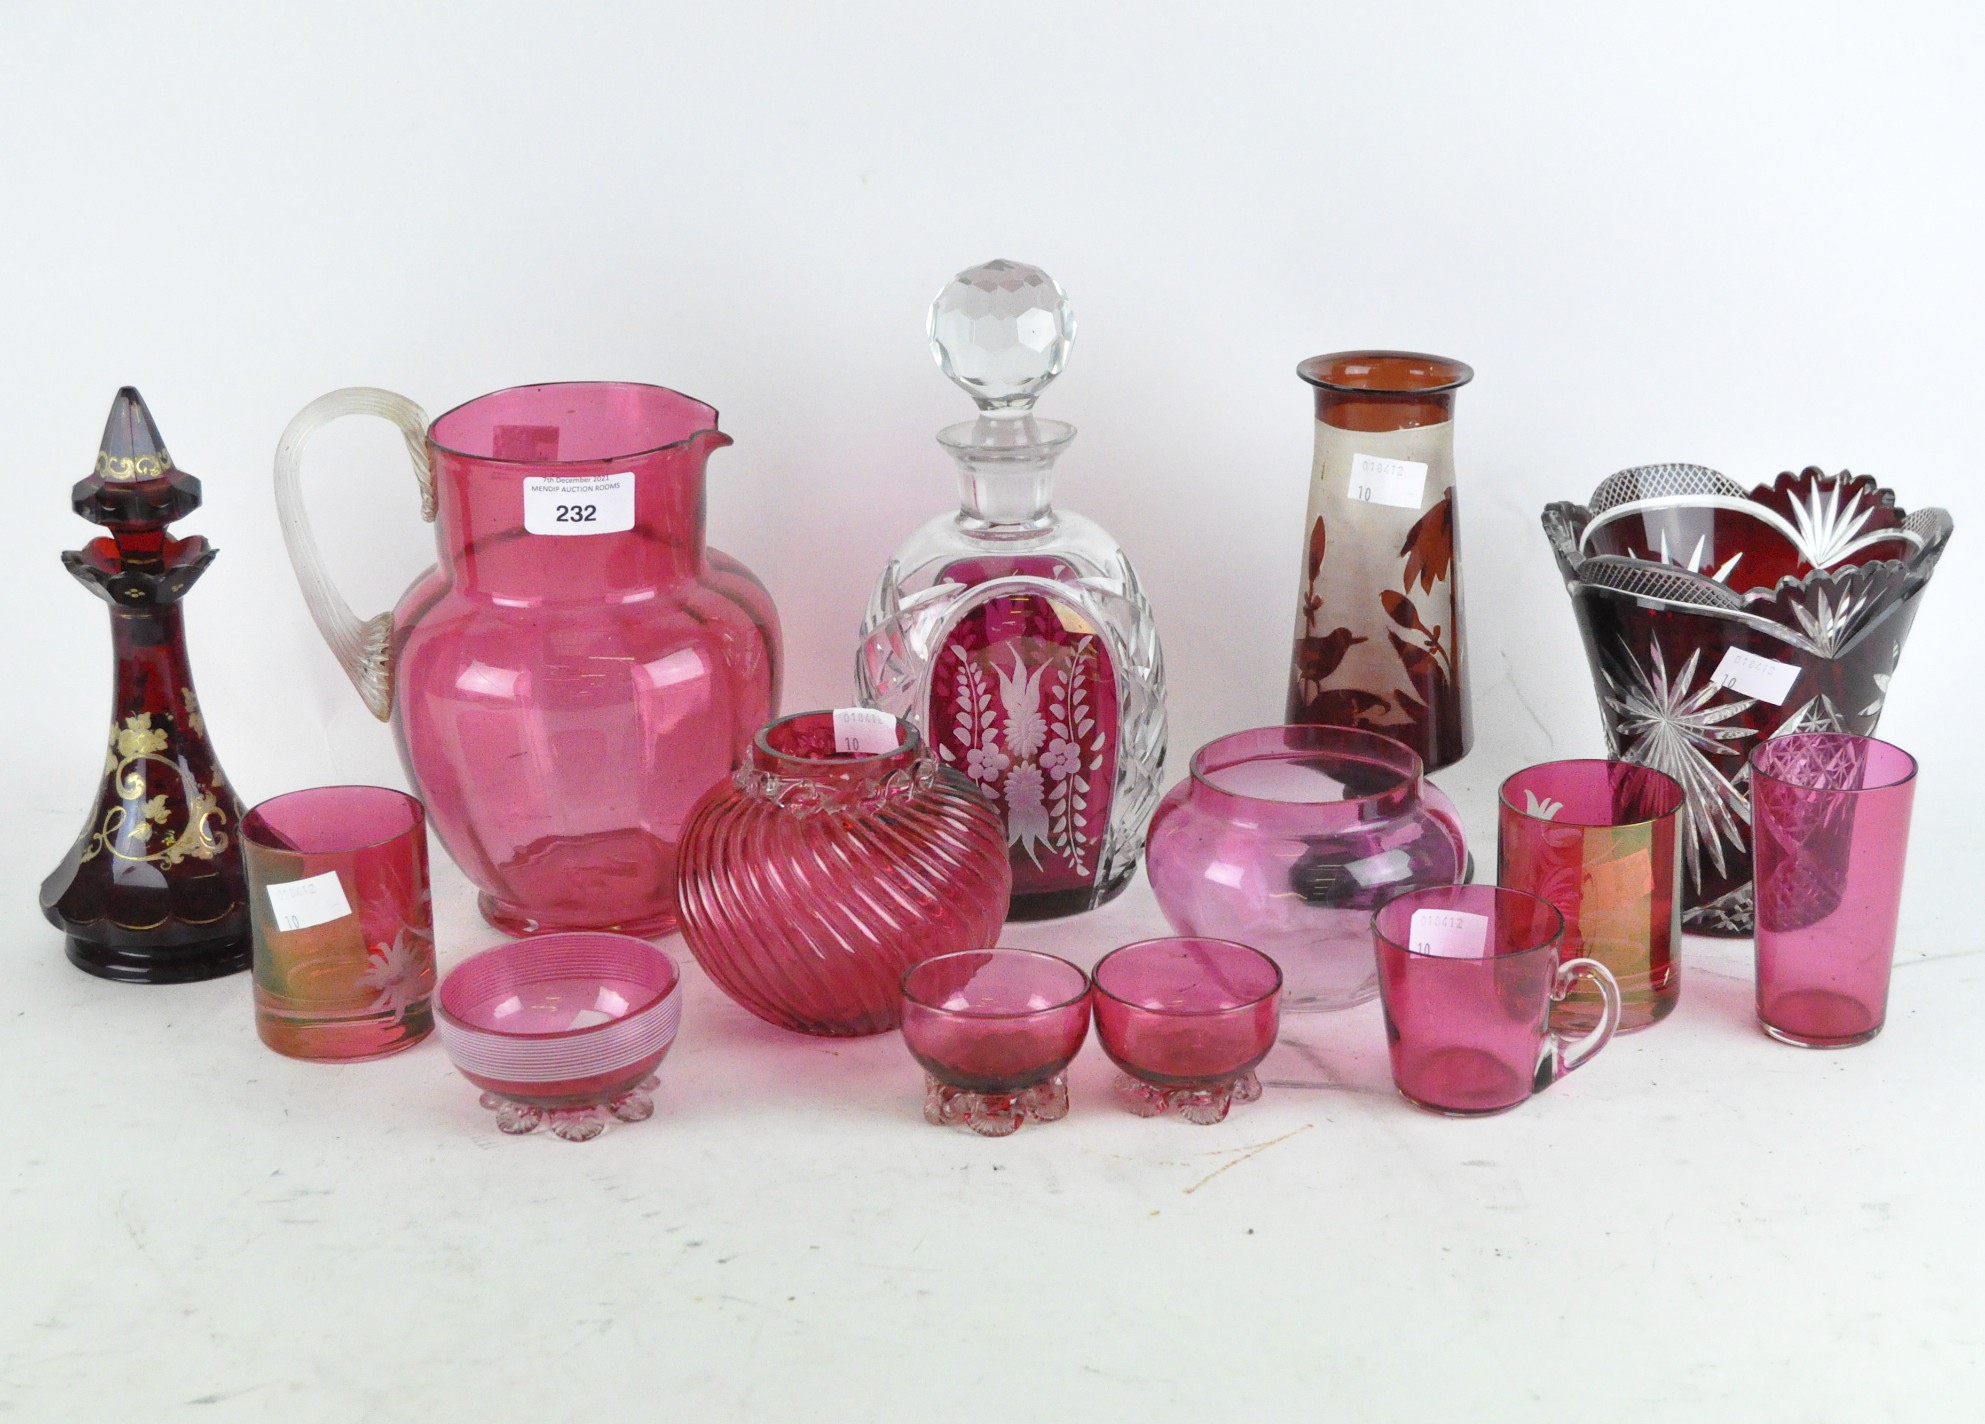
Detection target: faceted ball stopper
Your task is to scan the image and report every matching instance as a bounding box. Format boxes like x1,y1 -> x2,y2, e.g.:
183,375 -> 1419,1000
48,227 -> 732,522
928,259 -> 1074,414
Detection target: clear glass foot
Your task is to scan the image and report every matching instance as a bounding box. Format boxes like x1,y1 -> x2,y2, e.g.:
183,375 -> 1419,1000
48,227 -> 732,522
1113,1069 -> 1262,1124
476,1076 -> 661,1142
923,1071 -> 1070,1136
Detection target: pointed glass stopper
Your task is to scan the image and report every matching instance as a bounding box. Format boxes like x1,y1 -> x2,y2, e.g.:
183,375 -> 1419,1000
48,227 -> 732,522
928,259 -> 1075,415
96,387 -> 174,481
73,387 -> 202,526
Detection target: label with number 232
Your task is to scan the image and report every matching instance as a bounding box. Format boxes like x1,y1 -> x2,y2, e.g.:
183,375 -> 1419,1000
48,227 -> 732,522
523,472 -> 636,536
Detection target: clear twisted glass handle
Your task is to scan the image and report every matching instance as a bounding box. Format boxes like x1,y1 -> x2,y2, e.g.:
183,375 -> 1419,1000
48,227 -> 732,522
272,388 -> 432,722
1542,957 -> 1621,1085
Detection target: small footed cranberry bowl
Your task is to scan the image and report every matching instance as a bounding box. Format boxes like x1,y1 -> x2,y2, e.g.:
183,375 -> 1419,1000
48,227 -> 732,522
436,932 -> 682,1143
1091,937 -> 1283,1124
900,948 -> 1092,1137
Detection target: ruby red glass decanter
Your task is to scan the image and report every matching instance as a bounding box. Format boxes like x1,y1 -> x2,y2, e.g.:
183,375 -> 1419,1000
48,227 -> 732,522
676,711 -> 1012,1036
41,390 -> 250,982
275,383 -> 780,938
858,260 -> 1168,919
1544,465 -> 1950,933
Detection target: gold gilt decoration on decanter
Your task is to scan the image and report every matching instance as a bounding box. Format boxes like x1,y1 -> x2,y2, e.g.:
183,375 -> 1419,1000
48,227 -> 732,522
80,713 -> 230,866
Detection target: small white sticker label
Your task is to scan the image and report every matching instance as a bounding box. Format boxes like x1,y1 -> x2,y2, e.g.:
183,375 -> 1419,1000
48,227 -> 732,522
1708,647 -> 1801,705
1347,453 -> 1429,510
1346,848 -> 1413,888
265,871 -> 353,933
1409,907 -> 1490,959
833,707 -> 899,755
523,472 -> 635,536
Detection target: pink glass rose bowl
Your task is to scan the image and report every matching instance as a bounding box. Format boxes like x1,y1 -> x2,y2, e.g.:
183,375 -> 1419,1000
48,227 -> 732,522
676,711 -> 1012,1037
1145,725 -> 1465,1012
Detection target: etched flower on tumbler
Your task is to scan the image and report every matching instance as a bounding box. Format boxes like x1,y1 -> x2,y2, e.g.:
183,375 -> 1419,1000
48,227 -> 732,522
243,785 -> 434,1061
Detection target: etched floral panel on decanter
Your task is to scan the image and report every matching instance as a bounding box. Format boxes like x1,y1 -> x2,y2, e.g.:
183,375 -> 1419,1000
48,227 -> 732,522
858,260 -> 1167,920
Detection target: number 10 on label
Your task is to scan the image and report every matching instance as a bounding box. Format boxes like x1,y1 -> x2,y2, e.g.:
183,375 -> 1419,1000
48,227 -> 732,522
1346,453 -> 1429,510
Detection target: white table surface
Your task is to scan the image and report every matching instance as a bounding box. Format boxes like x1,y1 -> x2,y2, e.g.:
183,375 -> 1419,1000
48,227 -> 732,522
9,828 -> 1980,1423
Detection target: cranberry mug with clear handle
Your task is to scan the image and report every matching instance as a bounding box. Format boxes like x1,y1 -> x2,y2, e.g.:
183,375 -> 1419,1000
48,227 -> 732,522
274,383 -> 781,938
1372,885 -> 1621,1116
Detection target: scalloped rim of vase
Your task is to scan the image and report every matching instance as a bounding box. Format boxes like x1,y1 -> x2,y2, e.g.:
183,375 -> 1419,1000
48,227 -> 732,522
1545,465 -> 1953,618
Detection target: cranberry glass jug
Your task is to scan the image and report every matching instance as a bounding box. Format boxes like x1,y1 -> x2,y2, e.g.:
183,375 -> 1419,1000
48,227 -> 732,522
275,383 -> 780,937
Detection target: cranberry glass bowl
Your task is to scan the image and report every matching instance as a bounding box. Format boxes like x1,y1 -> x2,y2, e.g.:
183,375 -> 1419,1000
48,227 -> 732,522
436,932 -> 682,1142
1146,725 -> 1465,1013
1091,937 -> 1283,1124
900,948 -> 1091,1136
1544,465 -> 1950,934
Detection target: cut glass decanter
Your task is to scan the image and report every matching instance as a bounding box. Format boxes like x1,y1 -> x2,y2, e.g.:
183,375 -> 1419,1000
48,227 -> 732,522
858,260 -> 1168,919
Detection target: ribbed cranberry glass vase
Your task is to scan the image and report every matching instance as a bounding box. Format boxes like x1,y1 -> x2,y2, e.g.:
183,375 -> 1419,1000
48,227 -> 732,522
676,711 -> 1012,1036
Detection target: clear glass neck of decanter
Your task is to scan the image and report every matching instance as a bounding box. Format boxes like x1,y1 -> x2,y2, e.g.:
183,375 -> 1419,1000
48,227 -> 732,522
939,415 -> 1073,534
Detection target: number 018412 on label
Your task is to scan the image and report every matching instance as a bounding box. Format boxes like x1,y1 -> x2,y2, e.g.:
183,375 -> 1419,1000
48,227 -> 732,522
1345,452 -> 1429,510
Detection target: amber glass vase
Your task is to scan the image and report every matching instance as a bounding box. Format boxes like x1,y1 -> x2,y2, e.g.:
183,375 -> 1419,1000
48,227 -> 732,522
1286,352 -> 1473,772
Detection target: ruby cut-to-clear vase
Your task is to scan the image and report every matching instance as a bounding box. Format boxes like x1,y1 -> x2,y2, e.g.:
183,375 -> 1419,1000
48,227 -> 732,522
1543,464 -> 1950,934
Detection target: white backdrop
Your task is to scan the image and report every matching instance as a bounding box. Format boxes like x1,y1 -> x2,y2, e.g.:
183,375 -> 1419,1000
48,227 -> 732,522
5,3 -> 1981,1418
8,3 -> 1979,892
